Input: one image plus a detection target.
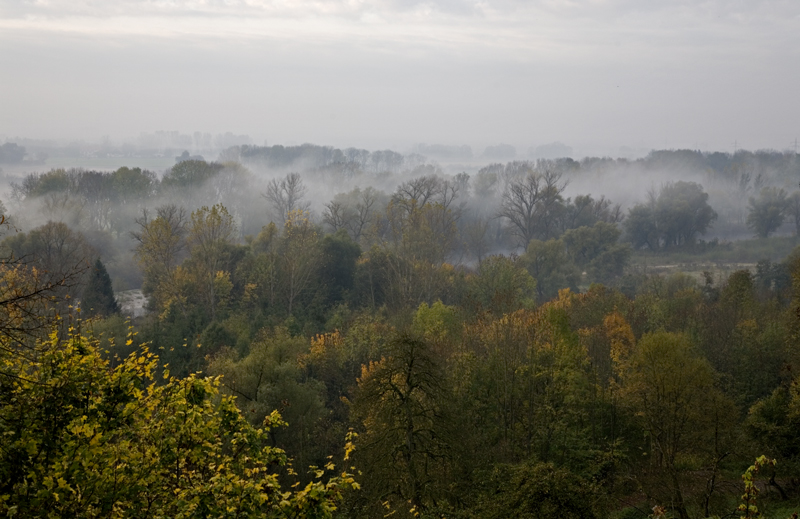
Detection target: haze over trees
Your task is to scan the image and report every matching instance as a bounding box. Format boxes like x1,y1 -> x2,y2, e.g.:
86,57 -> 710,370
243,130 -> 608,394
2,144 -> 800,518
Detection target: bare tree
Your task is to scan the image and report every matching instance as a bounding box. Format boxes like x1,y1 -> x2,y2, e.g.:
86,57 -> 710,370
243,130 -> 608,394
322,201 -> 352,234
393,176 -> 442,213
499,168 -> 567,247
349,187 -> 379,242
262,173 -> 310,225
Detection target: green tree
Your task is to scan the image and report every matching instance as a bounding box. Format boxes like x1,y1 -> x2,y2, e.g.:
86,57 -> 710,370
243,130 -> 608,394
279,209 -> 320,315
522,239 -> 580,303
616,331 -> 736,519
465,254 -> 536,315
351,334 -> 453,516
624,203 -> 659,250
747,187 -> 789,238
161,159 -> 224,189
746,383 -> 800,475
655,181 -> 717,247
381,198 -> 457,308
81,258 -> 120,318
207,327 -> 327,472
562,221 -> 630,283
318,230 -> 360,306
472,462 -> 599,519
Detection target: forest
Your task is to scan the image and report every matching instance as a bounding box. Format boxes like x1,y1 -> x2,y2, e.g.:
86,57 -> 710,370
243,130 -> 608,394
2,145 -> 800,518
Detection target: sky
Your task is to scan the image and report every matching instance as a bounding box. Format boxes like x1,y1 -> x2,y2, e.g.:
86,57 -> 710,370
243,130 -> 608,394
1,0 -> 799,155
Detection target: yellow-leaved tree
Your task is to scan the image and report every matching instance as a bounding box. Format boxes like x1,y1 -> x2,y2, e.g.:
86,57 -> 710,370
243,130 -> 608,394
0,327 -> 357,518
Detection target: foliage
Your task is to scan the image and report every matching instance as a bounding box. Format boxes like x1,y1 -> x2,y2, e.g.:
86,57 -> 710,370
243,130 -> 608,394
625,181 -> 717,249
739,456 -> 777,519
470,462 -> 599,519
0,328 -> 357,518
464,255 -> 536,315
207,326 -> 327,469
748,187 -> 789,238
350,333 -> 454,516
161,159 -> 225,189
523,239 -> 580,302
616,330 -> 736,519
81,258 -> 120,318
562,221 -> 631,283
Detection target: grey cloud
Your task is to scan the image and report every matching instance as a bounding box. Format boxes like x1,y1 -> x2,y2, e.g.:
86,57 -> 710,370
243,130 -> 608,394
1,0 -> 798,153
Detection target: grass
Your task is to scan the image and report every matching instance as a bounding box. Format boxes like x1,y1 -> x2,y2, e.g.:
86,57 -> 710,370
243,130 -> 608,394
626,236 -> 800,283
630,236 -> 800,267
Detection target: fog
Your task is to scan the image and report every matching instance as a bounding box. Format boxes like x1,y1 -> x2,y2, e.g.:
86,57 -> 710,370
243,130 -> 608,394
1,138 -> 798,296
2,0 -> 800,291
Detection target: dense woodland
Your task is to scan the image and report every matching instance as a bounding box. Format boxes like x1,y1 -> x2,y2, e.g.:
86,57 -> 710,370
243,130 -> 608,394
3,146 -> 800,518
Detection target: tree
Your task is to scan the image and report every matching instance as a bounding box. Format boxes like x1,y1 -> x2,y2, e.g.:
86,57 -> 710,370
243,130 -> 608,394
131,205 -> 189,317
655,181 -> 717,247
746,383 -> 800,471
185,204 -> 237,320
2,221 -> 95,307
625,182 -> 717,249
747,187 -> 789,238
616,331 -> 736,519
562,222 -> 630,283
0,143 -> 25,164
465,254 -> 536,315
351,334 -> 453,516
561,194 -> 622,232
0,329 -> 356,518
81,258 -> 120,318
263,173 -> 310,225
318,230 -> 361,306
279,209 -> 320,315
786,191 -> 800,236
160,159 -> 224,189
0,256 -> 84,350
381,198 -> 457,308
624,204 -> 659,250
207,326 -> 327,472
499,168 -> 567,247
523,239 -> 580,303
472,463 -> 599,519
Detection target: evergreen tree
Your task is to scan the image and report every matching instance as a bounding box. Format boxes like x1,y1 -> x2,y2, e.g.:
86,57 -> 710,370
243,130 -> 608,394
81,258 -> 120,318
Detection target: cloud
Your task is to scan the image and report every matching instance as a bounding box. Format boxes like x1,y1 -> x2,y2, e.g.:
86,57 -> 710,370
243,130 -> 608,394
1,0 -> 798,150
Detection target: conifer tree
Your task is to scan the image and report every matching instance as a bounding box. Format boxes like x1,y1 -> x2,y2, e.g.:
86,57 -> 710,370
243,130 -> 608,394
81,258 -> 120,318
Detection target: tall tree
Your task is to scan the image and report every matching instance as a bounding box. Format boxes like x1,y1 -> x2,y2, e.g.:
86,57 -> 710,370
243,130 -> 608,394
131,205 -> 189,317
499,167 -> 567,247
616,331 -> 736,519
80,258 -> 120,318
185,204 -> 237,320
279,209 -> 320,315
351,334 -> 453,516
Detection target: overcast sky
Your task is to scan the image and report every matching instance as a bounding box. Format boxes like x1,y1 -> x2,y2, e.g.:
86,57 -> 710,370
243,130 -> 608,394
1,0 -> 798,155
